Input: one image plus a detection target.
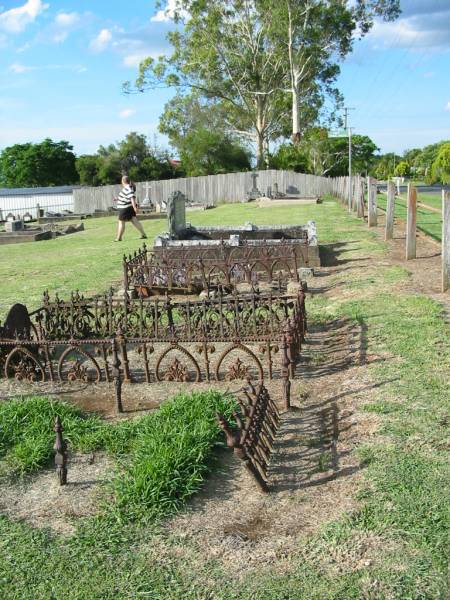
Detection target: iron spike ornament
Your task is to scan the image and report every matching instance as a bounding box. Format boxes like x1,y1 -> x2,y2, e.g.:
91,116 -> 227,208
54,415 -> 68,486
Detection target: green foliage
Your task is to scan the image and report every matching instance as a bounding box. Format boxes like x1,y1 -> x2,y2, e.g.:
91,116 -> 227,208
76,132 -> 177,185
159,92 -> 251,175
272,131 -> 377,176
111,390 -> 235,521
394,160 -> 410,177
0,397 -> 137,475
0,139 -> 78,188
127,1 -> 399,165
431,141 -> 450,184
76,154 -> 102,186
0,391 -> 235,522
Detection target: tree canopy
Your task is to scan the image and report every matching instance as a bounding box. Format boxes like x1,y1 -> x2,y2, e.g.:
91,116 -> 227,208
272,130 -> 378,176
76,132 -> 178,185
0,139 -> 78,188
126,0 -> 400,165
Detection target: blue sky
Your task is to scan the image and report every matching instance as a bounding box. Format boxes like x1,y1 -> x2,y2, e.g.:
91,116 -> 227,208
0,0 -> 449,158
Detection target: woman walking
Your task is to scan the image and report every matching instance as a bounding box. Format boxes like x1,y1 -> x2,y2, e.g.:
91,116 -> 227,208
115,176 -> 147,241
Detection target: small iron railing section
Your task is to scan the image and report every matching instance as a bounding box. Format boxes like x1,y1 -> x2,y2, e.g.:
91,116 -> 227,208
123,240 -> 309,295
217,382 -> 280,492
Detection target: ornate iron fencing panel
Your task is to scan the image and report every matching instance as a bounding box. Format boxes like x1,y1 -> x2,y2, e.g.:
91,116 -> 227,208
123,241 -> 309,295
217,382 -> 280,492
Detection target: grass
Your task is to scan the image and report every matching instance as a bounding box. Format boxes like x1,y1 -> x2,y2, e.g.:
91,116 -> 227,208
0,391 -> 235,522
0,200 -> 373,319
1,199 -> 449,598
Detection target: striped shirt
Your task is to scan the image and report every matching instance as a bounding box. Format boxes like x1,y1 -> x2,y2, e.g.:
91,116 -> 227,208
117,185 -> 135,209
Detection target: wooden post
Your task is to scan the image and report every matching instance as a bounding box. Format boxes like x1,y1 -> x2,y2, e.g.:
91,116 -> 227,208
367,177 -> 377,227
442,190 -> 450,292
385,180 -> 395,240
357,177 -> 365,218
406,184 -> 417,260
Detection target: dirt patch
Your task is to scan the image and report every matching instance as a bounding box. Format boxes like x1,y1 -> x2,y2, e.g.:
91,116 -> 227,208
162,318 -> 382,577
0,452 -> 112,535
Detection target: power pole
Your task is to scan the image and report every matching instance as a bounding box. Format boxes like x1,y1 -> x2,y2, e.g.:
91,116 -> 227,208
344,107 -> 355,212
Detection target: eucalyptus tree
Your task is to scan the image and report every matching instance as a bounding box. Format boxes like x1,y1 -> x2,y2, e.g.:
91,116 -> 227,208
265,0 -> 401,143
125,0 -> 288,167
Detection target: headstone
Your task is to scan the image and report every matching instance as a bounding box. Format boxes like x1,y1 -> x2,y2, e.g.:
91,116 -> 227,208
23,212 -> 33,222
5,220 -> 24,232
245,172 -> 262,201
141,181 -> 152,207
6,213 -> 15,222
1,303 -> 31,339
167,191 -> 186,238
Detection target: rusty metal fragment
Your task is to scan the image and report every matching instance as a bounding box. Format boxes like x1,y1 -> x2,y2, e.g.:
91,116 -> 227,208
54,416 -> 67,486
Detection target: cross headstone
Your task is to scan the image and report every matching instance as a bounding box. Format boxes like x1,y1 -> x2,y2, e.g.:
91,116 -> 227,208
251,172 -> 259,192
141,182 -> 151,207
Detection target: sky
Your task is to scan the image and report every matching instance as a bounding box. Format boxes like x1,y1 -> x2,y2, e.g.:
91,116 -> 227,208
0,0 -> 449,158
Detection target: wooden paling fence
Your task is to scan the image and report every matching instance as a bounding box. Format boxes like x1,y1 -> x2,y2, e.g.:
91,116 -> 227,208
73,169 -> 334,213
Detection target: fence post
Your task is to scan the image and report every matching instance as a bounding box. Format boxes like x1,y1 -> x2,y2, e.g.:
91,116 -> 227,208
112,337 -> 123,413
385,180 -> 395,240
367,177 -> 377,227
442,190 -> 450,292
406,184 -> 417,260
281,332 -> 291,411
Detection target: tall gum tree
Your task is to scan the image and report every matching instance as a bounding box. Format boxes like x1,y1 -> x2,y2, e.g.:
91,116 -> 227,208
265,0 -> 401,142
125,0 -> 287,168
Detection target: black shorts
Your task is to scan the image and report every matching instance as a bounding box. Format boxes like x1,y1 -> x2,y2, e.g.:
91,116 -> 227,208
118,206 -> 136,221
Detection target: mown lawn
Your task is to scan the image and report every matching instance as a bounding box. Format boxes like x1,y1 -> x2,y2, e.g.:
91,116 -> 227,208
0,200 -> 369,319
0,199 -> 449,599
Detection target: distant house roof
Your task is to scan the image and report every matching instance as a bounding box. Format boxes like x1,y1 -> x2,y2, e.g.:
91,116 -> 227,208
0,185 -> 81,197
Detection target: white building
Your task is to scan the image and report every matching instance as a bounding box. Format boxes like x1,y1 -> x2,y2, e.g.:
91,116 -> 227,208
0,185 -> 79,221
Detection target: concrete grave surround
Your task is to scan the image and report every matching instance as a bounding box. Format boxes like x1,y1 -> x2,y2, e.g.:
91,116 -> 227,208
154,191 -> 320,267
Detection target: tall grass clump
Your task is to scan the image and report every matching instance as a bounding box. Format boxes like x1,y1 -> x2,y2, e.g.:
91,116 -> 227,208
0,396 -> 139,475
111,390 -> 235,522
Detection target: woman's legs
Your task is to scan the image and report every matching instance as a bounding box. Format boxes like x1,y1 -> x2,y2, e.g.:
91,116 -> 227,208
116,220 -> 125,241
131,216 -> 146,237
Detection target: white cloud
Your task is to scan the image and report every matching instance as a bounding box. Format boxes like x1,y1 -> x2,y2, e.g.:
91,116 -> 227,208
90,28 -> 112,53
9,62 -> 33,73
368,4 -> 450,51
445,102 -> 450,111
55,12 -> 80,27
0,0 -> 48,34
9,62 -> 87,74
151,0 -> 188,23
122,52 -> 150,68
119,108 -> 136,119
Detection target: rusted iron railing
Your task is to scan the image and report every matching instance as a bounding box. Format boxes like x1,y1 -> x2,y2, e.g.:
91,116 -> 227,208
123,240 -> 309,295
0,287 -> 306,410
217,382 -> 280,492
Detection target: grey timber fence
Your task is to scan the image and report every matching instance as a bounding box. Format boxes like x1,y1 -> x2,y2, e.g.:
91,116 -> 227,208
73,170 -> 334,213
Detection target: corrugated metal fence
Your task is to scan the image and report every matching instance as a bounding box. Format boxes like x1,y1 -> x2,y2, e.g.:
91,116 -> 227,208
73,170 -> 334,213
